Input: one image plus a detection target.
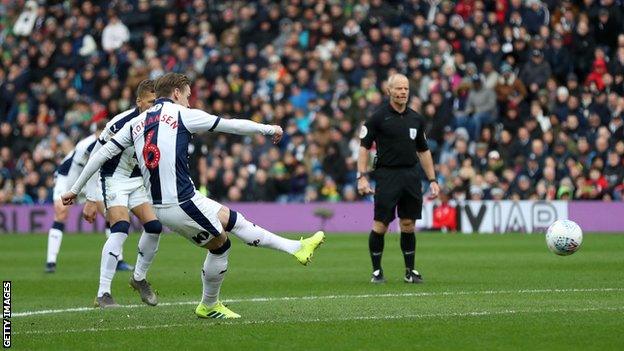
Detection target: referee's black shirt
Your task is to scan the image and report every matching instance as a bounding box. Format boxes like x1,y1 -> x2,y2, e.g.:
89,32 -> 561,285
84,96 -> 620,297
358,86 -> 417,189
360,103 -> 429,168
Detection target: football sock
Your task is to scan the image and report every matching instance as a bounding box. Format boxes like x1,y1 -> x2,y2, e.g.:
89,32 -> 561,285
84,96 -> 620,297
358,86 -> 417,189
134,231 -> 160,281
228,211 -> 301,254
400,232 -> 416,272
46,221 -> 64,263
201,239 -> 231,307
97,232 -> 127,297
369,230 -> 385,271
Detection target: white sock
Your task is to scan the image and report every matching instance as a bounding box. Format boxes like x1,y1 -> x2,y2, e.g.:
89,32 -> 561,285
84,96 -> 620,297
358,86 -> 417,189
134,232 -> 160,281
229,213 -> 301,254
46,228 -> 63,263
201,248 -> 229,307
103,224 -> 123,260
97,232 -> 127,297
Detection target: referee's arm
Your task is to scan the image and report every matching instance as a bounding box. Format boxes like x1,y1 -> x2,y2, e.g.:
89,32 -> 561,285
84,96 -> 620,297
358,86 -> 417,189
357,146 -> 374,195
357,119 -> 376,195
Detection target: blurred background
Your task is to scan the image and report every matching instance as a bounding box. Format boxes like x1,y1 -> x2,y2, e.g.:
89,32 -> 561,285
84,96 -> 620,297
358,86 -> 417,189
0,0 -> 623,207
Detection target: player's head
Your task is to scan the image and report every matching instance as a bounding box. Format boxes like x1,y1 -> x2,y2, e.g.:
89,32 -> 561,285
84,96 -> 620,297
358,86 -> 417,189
386,74 -> 409,106
155,73 -> 191,108
91,118 -> 108,138
136,79 -> 156,112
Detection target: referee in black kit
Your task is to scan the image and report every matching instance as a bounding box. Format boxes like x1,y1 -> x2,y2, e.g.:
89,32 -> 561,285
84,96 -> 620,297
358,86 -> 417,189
357,74 -> 440,284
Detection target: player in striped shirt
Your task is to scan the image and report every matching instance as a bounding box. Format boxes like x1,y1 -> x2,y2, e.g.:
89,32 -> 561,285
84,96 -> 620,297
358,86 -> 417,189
64,73 -> 325,318
45,123 -> 135,273
82,80 -> 163,308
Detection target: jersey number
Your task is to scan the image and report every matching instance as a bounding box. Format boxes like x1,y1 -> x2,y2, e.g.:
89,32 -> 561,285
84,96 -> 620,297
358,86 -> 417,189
143,130 -> 161,170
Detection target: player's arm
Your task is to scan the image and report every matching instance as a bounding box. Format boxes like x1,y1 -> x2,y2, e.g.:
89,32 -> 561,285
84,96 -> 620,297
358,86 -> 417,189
184,109 -> 283,143
415,127 -> 439,198
83,131 -> 111,202
82,130 -> 112,222
62,127 -> 131,205
357,117 -> 377,195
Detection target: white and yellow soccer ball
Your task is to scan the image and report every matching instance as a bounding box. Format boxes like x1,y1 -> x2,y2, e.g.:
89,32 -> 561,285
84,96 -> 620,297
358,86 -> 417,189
546,219 -> 583,256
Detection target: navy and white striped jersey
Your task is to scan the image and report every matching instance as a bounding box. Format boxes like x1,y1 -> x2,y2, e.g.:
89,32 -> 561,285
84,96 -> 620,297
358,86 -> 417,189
103,98 -> 275,205
56,134 -> 98,184
95,107 -> 142,179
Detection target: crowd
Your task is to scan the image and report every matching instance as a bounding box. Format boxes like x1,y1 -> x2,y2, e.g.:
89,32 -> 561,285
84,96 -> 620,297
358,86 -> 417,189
0,0 -> 623,205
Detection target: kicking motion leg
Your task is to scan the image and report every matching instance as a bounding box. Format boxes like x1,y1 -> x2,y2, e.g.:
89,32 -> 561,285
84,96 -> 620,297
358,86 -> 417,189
221,207 -> 325,265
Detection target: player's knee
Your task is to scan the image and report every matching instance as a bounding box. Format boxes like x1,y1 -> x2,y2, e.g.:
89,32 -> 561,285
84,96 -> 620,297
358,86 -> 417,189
55,205 -> 68,221
110,220 -> 130,234
399,219 -> 415,232
372,221 -> 388,234
225,209 -> 240,232
51,221 -> 65,232
143,220 -> 162,234
209,237 -> 231,255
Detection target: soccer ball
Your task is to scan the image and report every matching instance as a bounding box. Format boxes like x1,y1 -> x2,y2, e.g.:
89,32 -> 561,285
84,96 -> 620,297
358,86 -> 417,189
545,219 -> 583,256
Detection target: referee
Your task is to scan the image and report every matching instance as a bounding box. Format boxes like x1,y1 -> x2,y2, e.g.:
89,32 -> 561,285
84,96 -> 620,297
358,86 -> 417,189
357,74 -> 440,284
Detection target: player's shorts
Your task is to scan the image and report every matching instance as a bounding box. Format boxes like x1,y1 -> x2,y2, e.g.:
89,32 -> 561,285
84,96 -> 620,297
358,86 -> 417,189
372,166 -> 423,224
101,176 -> 150,210
52,174 -> 70,201
154,192 -> 224,247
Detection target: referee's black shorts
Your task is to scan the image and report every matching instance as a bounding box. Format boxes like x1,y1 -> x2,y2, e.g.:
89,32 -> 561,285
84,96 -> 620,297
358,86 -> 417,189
372,167 -> 423,225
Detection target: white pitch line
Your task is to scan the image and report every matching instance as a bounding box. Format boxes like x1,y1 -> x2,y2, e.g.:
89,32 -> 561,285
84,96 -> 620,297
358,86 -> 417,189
12,287 -> 624,318
14,306 -> 624,335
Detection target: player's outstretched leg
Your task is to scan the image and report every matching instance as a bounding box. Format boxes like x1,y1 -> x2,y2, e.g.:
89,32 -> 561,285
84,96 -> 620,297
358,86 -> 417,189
130,220 -> 162,306
95,221 -> 129,308
226,210 -> 325,265
195,238 -> 240,319
45,221 -> 64,273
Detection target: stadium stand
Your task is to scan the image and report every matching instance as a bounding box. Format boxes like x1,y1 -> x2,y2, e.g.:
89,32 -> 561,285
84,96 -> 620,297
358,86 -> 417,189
0,0 -> 623,205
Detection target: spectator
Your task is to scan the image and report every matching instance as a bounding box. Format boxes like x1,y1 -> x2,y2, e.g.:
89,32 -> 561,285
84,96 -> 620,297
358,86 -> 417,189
101,12 -> 130,52
520,50 -> 552,93
466,75 -> 497,140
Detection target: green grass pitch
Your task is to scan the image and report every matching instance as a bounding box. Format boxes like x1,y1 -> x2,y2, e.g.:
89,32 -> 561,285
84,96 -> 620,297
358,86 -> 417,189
1,232 -> 623,350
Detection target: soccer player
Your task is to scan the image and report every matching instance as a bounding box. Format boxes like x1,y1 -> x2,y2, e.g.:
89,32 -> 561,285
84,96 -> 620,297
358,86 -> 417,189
82,80 -> 162,308
45,122 -> 133,273
63,73 -> 325,318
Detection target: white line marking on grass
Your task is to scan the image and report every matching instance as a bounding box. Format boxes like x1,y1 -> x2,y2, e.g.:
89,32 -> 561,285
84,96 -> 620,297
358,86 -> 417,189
12,287 -> 624,318
14,306 -> 624,335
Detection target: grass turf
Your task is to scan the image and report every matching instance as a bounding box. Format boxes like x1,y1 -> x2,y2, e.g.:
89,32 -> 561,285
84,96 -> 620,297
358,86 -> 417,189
1,232 -> 623,350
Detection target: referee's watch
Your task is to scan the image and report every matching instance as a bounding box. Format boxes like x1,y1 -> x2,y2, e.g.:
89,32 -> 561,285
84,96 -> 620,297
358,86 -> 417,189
428,178 -> 437,183
356,171 -> 368,180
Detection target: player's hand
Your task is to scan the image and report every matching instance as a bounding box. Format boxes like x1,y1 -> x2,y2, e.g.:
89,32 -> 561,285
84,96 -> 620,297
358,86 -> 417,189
271,125 -> 283,144
357,177 -> 374,195
61,191 -> 78,206
82,200 -> 97,223
429,181 -> 440,199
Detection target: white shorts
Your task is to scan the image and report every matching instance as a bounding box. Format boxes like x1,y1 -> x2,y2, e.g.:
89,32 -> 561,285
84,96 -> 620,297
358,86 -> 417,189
154,193 -> 224,247
102,176 -> 150,210
53,174 -> 70,201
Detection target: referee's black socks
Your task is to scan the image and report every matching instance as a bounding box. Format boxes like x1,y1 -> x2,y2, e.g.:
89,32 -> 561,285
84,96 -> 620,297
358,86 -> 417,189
400,232 -> 416,273
368,230 -> 385,271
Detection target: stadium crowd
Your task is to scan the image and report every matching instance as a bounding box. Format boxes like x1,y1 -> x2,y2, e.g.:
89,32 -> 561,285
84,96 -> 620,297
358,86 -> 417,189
0,0 -> 623,205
